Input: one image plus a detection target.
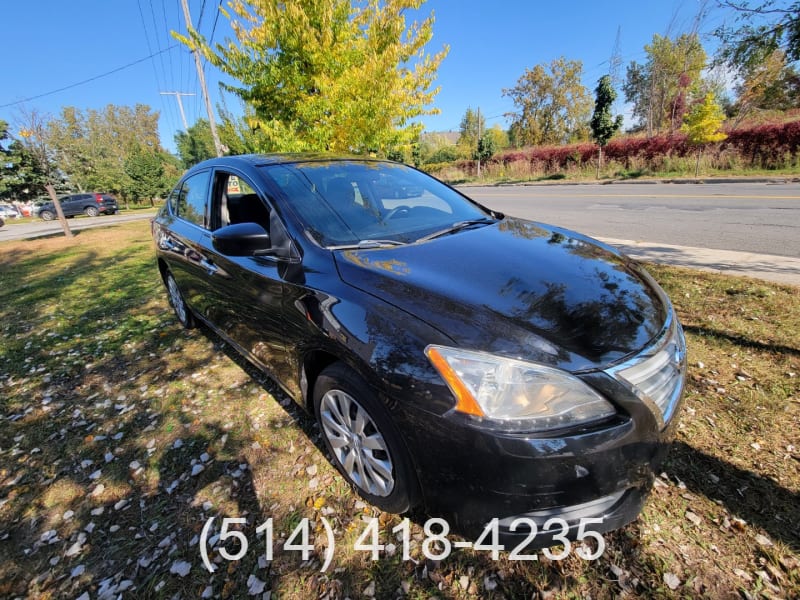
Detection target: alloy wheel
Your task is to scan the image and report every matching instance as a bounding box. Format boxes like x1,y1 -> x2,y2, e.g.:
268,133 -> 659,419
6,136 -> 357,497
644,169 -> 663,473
319,389 -> 395,497
167,274 -> 189,326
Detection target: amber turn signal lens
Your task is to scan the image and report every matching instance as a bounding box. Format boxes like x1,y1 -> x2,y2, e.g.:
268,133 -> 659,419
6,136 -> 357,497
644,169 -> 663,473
425,346 -> 486,417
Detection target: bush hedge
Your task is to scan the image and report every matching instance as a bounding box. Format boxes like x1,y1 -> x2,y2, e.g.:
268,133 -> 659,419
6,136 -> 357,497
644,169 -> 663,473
480,118 -> 800,175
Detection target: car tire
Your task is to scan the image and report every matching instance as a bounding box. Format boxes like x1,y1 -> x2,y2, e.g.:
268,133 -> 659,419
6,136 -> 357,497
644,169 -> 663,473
314,362 -> 419,514
40,210 -> 55,221
84,206 -> 99,217
165,271 -> 195,329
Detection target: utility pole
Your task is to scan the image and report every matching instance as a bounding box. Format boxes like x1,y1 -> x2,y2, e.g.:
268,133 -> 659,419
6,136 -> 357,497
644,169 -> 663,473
178,0 -> 224,156
476,107 -> 482,179
160,91 -> 196,130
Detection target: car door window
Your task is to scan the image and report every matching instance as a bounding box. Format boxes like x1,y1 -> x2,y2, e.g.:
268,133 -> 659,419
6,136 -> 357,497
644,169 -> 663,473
211,171 -> 271,231
176,170 -> 211,228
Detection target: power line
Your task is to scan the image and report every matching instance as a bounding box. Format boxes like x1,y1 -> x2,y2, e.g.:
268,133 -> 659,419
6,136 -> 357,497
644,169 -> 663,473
197,0 -> 208,29
209,1 -> 223,47
137,0 -> 166,92
0,45 -> 180,109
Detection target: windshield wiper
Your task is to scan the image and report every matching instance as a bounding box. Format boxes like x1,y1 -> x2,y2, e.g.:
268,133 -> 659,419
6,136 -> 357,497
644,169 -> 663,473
329,239 -> 406,250
416,218 -> 496,243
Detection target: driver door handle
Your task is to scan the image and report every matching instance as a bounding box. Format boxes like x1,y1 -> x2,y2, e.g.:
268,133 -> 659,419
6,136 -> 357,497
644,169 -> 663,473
200,258 -> 218,276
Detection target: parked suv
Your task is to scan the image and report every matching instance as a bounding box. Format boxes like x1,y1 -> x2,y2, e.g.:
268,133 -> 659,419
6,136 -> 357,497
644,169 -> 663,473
38,193 -> 118,220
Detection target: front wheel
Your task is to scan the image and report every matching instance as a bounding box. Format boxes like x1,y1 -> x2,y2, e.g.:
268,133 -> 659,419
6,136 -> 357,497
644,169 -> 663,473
165,271 -> 195,329
314,363 -> 419,514
40,210 -> 55,221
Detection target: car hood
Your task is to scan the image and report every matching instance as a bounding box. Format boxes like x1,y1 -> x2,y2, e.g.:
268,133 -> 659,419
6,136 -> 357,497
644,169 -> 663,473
334,217 -> 667,371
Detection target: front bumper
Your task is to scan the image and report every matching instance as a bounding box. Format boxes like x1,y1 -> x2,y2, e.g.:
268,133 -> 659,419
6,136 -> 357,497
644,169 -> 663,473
397,369 -> 680,546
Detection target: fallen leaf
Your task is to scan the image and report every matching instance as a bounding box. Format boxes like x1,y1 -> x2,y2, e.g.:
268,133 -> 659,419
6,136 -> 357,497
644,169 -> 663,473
170,560 -> 191,577
663,572 -> 681,590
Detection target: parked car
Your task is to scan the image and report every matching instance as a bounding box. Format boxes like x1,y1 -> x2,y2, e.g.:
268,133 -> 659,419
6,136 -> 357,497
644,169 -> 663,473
0,203 -> 22,220
38,193 -> 118,220
152,155 -> 686,547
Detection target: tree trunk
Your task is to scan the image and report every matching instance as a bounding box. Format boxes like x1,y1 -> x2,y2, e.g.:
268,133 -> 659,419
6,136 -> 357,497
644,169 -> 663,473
596,146 -> 603,179
695,148 -> 702,177
45,183 -> 73,239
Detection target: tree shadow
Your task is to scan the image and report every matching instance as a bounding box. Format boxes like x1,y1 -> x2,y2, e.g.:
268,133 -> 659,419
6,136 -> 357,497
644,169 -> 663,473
665,440 -> 799,550
682,324 -> 800,358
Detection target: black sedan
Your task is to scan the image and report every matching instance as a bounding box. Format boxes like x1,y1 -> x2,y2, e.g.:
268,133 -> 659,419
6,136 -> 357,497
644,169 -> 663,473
151,155 -> 686,546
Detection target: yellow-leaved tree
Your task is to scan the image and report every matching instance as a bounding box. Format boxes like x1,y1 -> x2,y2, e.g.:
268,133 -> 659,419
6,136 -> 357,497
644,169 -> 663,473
175,0 -> 448,157
681,92 -> 728,177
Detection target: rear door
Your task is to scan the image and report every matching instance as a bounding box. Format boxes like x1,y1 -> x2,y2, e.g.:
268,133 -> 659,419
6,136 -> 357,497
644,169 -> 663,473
72,194 -> 91,215
157,170 -> 213,311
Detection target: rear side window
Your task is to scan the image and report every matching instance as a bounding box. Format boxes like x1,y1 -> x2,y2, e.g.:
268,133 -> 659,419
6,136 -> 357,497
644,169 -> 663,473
176,170 -> 211,228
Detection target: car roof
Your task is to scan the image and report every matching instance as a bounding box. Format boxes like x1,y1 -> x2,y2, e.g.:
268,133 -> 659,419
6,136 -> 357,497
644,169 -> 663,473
191,153 -> 389,170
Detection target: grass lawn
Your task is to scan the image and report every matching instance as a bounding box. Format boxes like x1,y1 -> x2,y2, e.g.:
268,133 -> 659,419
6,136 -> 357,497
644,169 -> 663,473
0,221 -> 797,599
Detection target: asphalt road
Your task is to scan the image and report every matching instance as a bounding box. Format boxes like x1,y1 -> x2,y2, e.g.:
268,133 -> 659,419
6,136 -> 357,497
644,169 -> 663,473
2,182 -> 798,284
461,181 -> 800,258
0,211 -> 157,242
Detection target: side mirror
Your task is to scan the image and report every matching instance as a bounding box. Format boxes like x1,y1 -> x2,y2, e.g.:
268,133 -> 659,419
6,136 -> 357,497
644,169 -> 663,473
212,222 -> 271,256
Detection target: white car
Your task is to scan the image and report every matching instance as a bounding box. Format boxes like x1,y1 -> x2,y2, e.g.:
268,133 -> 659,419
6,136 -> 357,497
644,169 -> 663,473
0,204 -> 22,220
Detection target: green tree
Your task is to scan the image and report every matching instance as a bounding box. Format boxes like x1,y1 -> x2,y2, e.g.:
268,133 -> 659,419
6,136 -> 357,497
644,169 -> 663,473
732,49 -> 800,123
176,0 -> 448,155
623,33 -> 707,134
484,124 -> 509,153
0,120 -> 26,200
502,57 -> 592,146
590,75 -> 623,177
715,1 -> 800,68
123,146 -> 167,206
175,119 -> 216,168
456,107 -> 485,157
681,92 -> 728,176
474,133 -> 496,163
46,104 -> 162,195
217,105 -> 271,155
416,132 -> 458,165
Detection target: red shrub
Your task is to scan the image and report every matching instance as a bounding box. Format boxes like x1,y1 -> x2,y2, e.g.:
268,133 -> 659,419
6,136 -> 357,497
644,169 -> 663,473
489,118 -> 800,172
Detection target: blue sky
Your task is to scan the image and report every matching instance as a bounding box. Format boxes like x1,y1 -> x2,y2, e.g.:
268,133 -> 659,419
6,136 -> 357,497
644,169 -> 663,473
1,1 -> 731,153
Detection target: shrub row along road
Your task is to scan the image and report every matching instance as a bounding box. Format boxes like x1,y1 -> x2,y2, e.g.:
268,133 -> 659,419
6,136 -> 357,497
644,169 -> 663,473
465,180 -> 800,258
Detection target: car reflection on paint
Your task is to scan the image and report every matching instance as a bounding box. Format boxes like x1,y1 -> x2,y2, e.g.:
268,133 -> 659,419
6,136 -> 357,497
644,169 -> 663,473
151,154 -> 686,547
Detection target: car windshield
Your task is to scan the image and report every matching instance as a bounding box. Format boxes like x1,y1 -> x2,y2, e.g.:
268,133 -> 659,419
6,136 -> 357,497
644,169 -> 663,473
260,160 -> 493,248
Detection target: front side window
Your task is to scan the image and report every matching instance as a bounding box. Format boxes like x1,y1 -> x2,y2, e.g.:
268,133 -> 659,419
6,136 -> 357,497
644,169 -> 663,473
212,172 -> 271,230
176,170 -> 211,227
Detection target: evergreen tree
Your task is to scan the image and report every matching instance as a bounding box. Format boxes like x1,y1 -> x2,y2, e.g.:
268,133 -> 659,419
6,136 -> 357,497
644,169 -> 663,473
590,75 -> 623,177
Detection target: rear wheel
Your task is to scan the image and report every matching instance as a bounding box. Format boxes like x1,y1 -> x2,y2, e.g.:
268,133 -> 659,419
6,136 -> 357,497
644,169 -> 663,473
84,206 -> 99,217
165,271 -> 195,329
40,210 -> 55,221
314,362 -> 419,513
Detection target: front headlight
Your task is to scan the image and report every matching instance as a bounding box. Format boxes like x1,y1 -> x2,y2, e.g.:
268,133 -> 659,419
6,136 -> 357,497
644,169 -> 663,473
425,345 -> 616,432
